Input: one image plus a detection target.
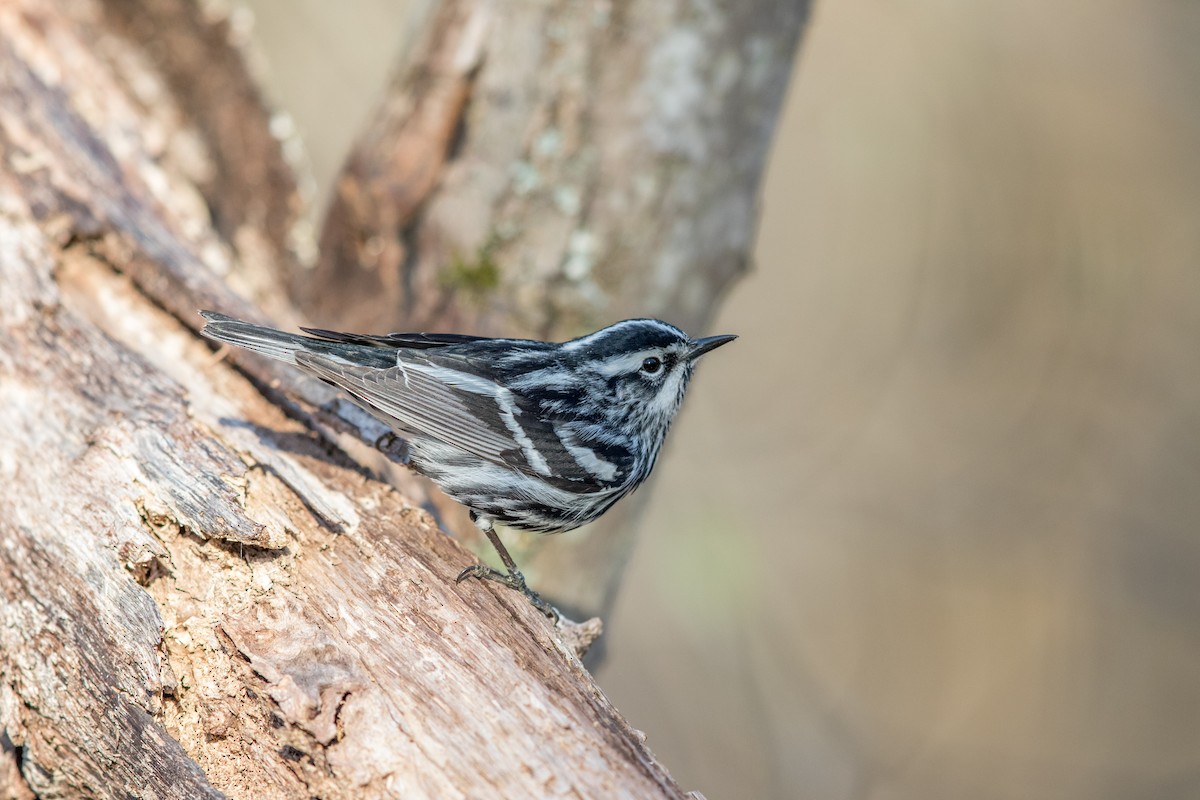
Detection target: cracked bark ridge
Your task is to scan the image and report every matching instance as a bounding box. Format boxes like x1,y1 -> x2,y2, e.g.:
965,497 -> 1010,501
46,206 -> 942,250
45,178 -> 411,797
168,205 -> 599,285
0,1 -> 686,797
309,0 -> 811,617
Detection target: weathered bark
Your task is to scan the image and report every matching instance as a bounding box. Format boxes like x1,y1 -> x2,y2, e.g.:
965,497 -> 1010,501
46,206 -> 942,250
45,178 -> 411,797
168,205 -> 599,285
0,1 -> 687,797
98,0 -> 309,323
306,0 -> 810,616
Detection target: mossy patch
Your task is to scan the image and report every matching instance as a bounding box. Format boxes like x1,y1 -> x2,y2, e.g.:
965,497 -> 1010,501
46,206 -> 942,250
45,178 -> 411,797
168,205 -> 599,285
442,234 -> 502,298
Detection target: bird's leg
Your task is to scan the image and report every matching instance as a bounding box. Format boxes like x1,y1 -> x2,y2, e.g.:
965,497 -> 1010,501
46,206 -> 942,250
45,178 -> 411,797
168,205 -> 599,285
456,516 -> 558,620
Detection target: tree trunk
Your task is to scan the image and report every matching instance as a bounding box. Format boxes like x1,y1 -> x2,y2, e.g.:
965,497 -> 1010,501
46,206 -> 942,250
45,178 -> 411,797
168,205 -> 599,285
304,0 -> 810,617
0,1 -> 705,796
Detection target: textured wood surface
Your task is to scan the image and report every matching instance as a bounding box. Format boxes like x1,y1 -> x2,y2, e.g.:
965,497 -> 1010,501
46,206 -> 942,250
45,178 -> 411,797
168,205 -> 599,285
0,1 -> 688,796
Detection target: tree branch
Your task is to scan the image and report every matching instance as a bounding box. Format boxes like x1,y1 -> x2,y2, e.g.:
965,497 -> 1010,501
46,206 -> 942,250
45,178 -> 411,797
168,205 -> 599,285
0,1 -> 689,796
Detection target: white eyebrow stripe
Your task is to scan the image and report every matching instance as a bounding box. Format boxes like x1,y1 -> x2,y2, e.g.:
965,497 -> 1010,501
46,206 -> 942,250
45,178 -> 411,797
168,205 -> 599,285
592,350 -> 661,378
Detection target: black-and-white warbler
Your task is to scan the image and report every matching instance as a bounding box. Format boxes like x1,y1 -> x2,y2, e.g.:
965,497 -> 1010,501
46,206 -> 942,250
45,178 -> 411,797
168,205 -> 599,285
200,311 -> 735,617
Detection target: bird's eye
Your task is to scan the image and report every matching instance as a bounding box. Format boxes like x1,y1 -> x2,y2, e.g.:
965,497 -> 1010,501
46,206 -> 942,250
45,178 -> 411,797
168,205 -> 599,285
641,357 -> 662,374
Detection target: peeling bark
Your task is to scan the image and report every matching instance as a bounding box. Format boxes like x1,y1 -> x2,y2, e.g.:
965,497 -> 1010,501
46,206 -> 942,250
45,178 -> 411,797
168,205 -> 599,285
0,1 -> 694,796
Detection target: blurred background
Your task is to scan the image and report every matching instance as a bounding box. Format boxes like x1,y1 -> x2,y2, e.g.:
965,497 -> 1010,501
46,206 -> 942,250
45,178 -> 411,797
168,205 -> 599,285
241,0 -> 1200,797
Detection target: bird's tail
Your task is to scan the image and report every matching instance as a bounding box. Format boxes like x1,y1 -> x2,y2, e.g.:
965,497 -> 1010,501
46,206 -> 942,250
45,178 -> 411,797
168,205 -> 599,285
200,311 -> 311,364
199,311 -> 394,368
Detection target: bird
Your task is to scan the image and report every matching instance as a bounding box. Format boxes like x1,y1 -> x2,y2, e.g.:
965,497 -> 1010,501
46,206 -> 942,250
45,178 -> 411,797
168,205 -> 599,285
199,310 -> 736,618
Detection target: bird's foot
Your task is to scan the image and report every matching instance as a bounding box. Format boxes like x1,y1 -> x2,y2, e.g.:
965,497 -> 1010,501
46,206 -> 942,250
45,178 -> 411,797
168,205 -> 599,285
373,431 -> 410,461
456,565 -> 560,621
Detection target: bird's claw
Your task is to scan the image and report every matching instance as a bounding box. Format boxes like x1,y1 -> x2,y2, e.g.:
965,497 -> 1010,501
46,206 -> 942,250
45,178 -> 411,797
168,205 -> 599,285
456,564 -> 560,621
455,564 -> 509,585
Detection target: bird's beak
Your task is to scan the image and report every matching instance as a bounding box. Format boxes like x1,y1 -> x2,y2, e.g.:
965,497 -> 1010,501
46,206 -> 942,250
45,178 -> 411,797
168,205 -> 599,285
687,334 -> 738,360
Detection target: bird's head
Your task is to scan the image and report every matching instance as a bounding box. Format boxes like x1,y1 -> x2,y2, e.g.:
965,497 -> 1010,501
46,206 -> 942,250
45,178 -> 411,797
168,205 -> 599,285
565,319 -> 736,432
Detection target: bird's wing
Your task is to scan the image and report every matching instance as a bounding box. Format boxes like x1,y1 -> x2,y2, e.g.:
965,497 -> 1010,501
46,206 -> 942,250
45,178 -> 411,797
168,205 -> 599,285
293,352 -> 632,491
299,326 -> 489,350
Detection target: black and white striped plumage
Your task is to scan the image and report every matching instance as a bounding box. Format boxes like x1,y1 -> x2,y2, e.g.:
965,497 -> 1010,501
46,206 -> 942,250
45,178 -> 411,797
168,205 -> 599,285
200,311 -> 735,613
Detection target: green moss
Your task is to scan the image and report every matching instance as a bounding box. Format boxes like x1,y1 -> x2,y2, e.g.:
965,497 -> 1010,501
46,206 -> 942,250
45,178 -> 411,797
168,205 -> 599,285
443,234 -> 502,298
